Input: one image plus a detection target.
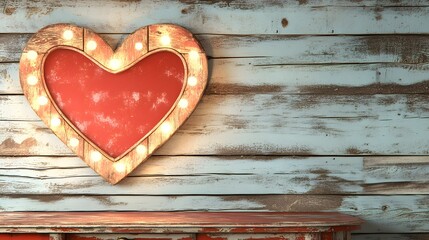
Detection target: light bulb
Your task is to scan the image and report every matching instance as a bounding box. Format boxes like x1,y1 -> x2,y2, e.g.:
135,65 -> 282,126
27,50 -> 38,61
50,117 -> 61,127
136,144 -> 147,154
135,42 -> 143,50
109,58 -> 122,70
187,76 -> 197,86
90,150 -> 102,162
189,50 -> 199,60
114,162 -> 126,172
62,30 -> 74,40
160,35 -> 171,46
160,122 -> 172,134
178,99 -> 188,108
86,40 -> 97,51
37,96 -> 48,106
69,137 -> 79,147
27,75 -> 38,85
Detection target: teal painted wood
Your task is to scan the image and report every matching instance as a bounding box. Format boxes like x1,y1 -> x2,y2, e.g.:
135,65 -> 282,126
2,34 -> 429,95
0,1 -> 429,34
0,195 -> 426,233
2,34 -> 429,64
0,156 -> 426,195
0,0 -> 428,238
4,62 -> 429,95
3,94 -> 429,155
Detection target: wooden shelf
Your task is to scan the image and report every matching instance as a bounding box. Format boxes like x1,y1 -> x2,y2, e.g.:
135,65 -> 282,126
0,212 -> 362,233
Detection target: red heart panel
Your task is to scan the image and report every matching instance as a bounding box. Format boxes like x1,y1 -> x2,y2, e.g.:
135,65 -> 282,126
44,49 -> 185,158
19,24 -> 208,184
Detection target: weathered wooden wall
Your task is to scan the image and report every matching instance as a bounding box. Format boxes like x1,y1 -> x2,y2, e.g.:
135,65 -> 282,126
0,1 -> 428,239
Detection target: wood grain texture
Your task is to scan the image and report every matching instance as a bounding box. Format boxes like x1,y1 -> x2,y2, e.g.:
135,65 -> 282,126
2,34 -> 429,64
0,212 -> 362,229
197,233 -> 322,240
353,234 -> 429,240
67,234 -> 193,240
0,0 -> 428,238
0,195 -> 426,233
67,233 -> 323,240
3,94 -> 429,156
48,234 -> 65,240
0,234 -> 49,240
3,34 -> 429,97
0,1 -> 429,34
4,62 -> 429,95
0,156 -> 427,195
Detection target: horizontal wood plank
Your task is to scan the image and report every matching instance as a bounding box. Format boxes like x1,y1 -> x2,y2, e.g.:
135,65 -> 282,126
0,234 -> 49,240
1,155 -> 428,179
353,234 -> 429,240
0,195 -> 426,233
2,34 -> 429,64
0,156 -> 427,195
0,212 -> 362,230
2,35 -> 429,95
67,234 -> 192,240
0,1 -> 429,34
3,94 -> 429,156
4,61 -> 429,95
364,156 -> 429,167
3,34 -> 429,95
68,233 -> 316,240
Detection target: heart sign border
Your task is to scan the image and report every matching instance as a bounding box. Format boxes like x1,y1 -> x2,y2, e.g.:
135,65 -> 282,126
19,23 -> 208,184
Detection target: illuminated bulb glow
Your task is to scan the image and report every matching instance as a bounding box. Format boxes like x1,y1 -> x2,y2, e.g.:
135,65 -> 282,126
135,42 -> 143,50
27,50 -> 38,60
86,40 -> 97,51
50,117 -> 61,127
160,122 -> 172,134
189,50 -> 199,59
160,35 -> 171,46
90,150 -> 102,162
136,144 -> 147,154
69,137 -> 80,147
27,75 -> 38,85
37,96 -> 48,106
109,58 -> 122,70
178,99 -> 189,108
114,162 -> 126,172
62,30 -> 74,40
187,76 -> 197,86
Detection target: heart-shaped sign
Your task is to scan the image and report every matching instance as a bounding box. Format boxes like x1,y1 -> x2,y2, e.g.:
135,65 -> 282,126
19,23 -> 208,184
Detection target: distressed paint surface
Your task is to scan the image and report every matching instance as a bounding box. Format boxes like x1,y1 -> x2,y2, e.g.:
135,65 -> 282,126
196,233 -> 321,240
4,94 -> 429,155
0,156 -> 427,195
3,34 -> 429,95
0,195 -> 426,233
0,0 -> 429,239
43,49 -> 185,158
0,212 -> 361,229
67,233 -> 193,240
0,234 -> 49,240
0,1 -> 429,34
3,34 -> 429,64
0,212 -> 361,239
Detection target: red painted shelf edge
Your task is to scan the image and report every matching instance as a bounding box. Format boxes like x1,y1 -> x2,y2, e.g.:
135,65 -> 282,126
0,212 -> 363,234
